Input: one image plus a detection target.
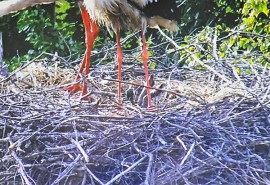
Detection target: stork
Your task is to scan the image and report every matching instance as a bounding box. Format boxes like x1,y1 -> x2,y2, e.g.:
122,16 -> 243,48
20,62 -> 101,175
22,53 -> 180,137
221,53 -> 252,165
64,0 -> 180,108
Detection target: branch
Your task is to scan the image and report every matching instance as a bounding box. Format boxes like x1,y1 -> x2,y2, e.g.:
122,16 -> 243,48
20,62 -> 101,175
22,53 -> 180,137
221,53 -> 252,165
0,0 -> 57,17
157,27 -> 232,84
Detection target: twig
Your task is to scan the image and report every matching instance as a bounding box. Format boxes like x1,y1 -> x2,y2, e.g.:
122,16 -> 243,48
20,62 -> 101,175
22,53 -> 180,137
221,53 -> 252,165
68,136 -> 89,163
104,78 -> 183,97
104,156 -> 147,185
157,27 -> 232,84
176,135 -> 188,151
51,155 -> 81,185
8,136 -> 34,185
180,142 -> 195,166
81,162 -> 105,185
0,53 -> 45,83
132,143 -> 155,185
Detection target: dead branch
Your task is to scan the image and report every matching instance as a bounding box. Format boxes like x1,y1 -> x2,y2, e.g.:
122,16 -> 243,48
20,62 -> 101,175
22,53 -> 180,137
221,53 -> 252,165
0,0 -> 57,17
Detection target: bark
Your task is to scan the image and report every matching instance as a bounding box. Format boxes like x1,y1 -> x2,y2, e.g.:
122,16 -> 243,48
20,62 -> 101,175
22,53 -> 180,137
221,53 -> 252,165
0,0 -> 57,17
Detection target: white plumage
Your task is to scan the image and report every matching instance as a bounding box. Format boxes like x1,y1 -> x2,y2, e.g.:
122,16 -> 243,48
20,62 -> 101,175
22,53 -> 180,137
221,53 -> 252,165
82,0 -> 179,32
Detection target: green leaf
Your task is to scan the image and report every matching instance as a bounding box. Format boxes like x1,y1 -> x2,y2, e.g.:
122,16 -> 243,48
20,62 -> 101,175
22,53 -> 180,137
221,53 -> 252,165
149,61 -> 157,69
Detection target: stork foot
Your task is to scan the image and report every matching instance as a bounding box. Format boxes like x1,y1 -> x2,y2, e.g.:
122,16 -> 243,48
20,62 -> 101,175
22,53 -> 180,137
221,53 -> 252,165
62,83 -> 82,93
62,83 -> 92,101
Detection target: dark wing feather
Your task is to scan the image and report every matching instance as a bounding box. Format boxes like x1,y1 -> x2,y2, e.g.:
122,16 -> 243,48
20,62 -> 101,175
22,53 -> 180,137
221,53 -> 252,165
128,0 -> 180,21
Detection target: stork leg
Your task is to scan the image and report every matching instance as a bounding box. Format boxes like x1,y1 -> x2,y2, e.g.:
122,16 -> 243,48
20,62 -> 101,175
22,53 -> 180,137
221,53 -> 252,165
63,5 -> 99,99
116,30 -> 123,104
141,32 -> 152,108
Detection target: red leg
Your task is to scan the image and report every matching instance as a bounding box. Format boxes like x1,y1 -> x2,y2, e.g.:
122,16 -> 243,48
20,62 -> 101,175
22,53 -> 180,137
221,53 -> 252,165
116,30 -> 123,103
141,32 -> 152,108
63,5 -> 99,99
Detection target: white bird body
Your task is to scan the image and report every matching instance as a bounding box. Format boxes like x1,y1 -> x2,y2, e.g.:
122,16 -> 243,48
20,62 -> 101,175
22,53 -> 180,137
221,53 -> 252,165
82,0 -> 179,32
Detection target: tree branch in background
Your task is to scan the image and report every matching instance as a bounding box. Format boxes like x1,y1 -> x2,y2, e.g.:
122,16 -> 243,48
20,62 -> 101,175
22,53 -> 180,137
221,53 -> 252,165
0,0 -> 57,17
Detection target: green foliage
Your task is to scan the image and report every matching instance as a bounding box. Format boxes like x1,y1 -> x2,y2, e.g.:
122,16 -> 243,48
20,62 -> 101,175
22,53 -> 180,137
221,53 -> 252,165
2,0 -> 270,71
242,0 -> 269,17
178,0 -> 270,69
1,1 -> 86,70
179,0 -> 243,35
17,1 -> 84,56
220,0 -> 270,65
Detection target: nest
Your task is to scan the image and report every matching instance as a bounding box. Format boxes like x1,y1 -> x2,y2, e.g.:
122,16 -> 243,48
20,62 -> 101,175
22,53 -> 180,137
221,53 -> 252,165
1,48 -> 270,185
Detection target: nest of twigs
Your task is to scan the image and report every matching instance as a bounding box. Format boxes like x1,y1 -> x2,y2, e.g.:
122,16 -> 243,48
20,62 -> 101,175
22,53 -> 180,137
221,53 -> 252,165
1,34 -> 270,185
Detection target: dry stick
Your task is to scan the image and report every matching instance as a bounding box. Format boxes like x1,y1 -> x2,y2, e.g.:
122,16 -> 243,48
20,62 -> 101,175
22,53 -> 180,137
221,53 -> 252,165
176,135 -> 188,151
80,162 -> 105,185
242,58 -> 270,101
43,52 -> 68,63
144,153 -> 154,185
225,60 -> 247,90
216,100 -> 268,125
68,137 -> 89,163
183,157 -> 217,177
0,112 -> 44,121
104,156 -> 147,185
0,32 -> 7,76
212,29 -> 219,61
0,32 -> 2,65
51,155 -> 81,185
0,137 -> 9,143
59,115 -> 136,125
104,78 -> 183,97
157,27 -> 232,84
133,143 -> 154,185
161,118 -> 189,130
224,97 -> 246,118
80,88 -> 116,99
81,171 -> 87,185
8,136 -> 34,185
262,83 -> 270,102
180,142 -> 195,166
0,53 -> 45,83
